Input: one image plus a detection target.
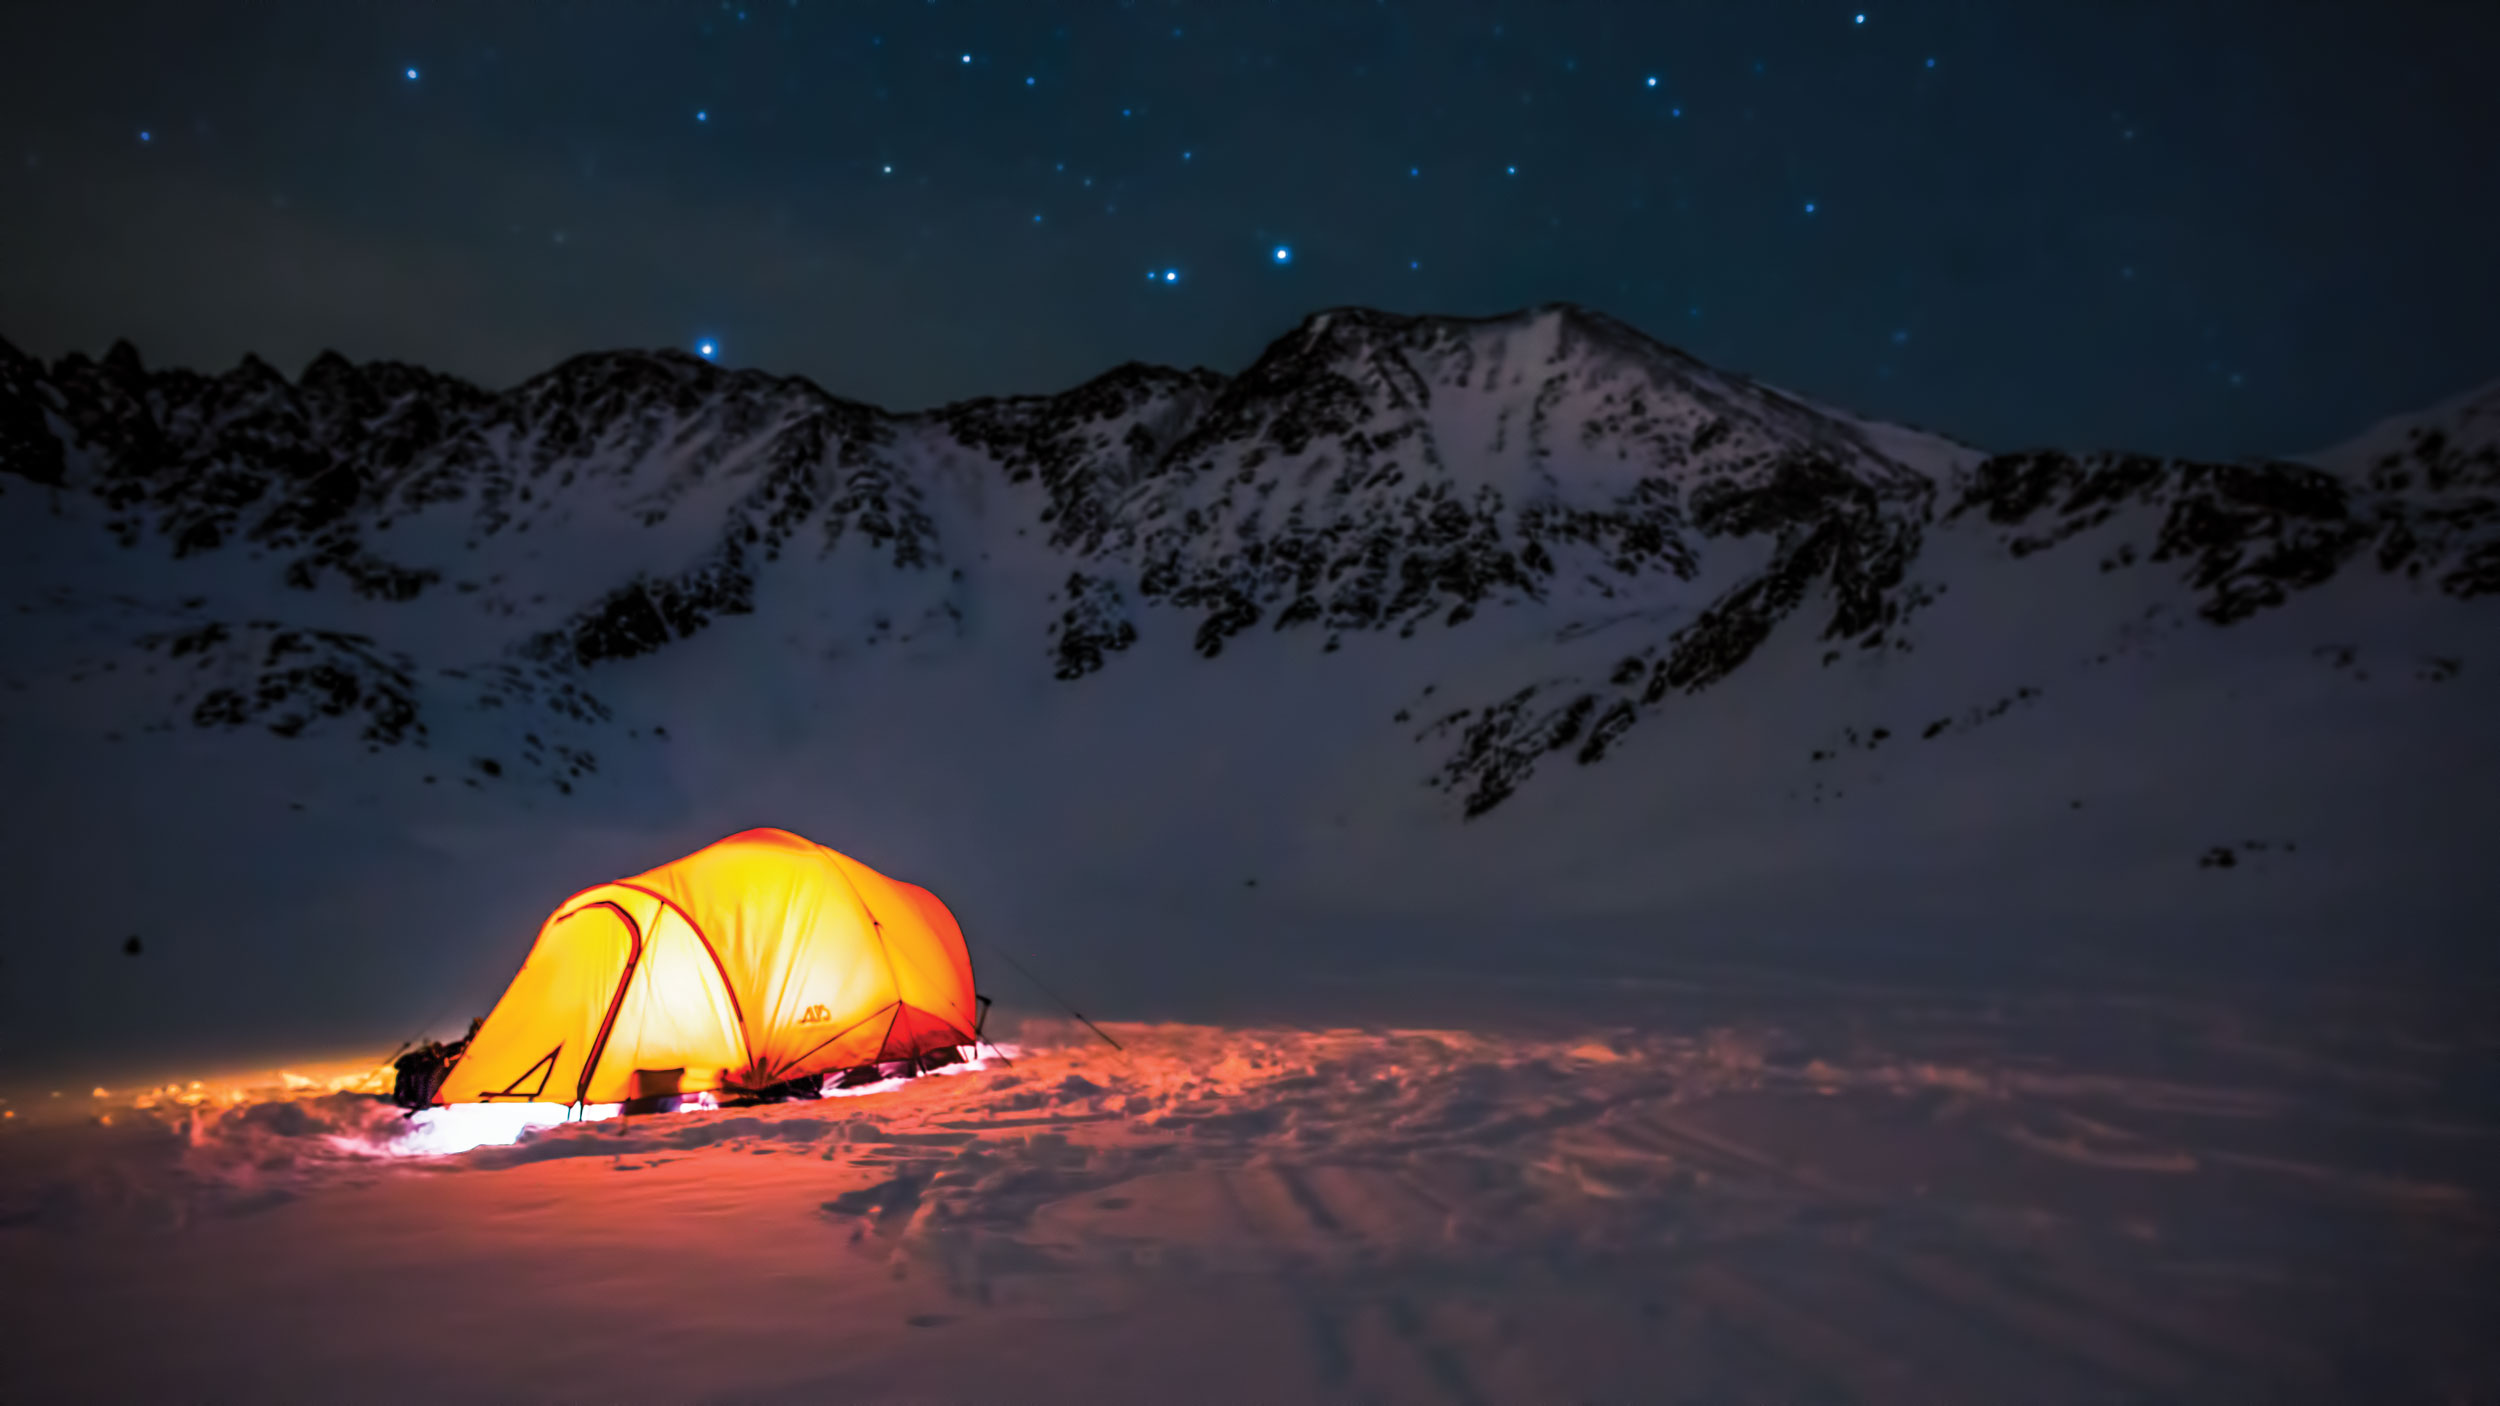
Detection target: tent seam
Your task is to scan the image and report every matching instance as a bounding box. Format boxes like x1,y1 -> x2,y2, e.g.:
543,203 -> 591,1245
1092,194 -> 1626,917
609,880 -> 757,1078
815,848 -> 905,1015
569,900 -> 646,1107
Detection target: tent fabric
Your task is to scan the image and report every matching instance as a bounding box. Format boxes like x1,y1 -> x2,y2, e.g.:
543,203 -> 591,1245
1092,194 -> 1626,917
433,828 -> 979,1107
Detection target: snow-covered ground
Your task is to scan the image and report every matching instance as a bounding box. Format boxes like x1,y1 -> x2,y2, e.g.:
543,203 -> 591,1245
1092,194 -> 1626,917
5,991 -> 2494,1403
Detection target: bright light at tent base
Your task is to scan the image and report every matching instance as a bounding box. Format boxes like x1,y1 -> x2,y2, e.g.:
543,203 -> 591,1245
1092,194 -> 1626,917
379,1101 -> 625,1157
365,1046 -> 1016,1157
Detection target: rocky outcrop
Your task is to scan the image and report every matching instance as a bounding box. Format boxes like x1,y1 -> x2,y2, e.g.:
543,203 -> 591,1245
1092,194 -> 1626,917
1,315 -> 2491,813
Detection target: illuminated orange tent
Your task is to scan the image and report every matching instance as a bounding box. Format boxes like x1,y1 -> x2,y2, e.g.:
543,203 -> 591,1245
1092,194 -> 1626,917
429,828 -> 980,1108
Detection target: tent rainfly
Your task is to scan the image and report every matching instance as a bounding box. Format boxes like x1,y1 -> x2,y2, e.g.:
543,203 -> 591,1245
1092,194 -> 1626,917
424,828 -> 980,1109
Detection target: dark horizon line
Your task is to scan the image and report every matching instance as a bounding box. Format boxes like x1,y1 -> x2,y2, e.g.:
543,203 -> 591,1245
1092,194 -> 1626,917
6,301 -> 2492,466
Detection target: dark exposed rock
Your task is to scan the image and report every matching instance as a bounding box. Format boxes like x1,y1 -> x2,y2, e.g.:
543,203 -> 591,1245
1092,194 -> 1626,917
5,315 -> 2492,820
0,337 -> 66,486
538,552 -> 757,670
155,623 -> 425,747
1950,447 -> 2491,623
1420,682 -> 1562,817
1049,573 -> 1140,679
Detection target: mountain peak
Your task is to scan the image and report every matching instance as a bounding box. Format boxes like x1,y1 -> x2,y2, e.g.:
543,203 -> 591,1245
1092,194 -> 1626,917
2306,375 -> 2500,494
515,345 -> 843,409
0,334 -> 38,381
230,351 -> 287,389
100,338 -> 146,381
300,348 -> 357,390
1,306 -> 2494,842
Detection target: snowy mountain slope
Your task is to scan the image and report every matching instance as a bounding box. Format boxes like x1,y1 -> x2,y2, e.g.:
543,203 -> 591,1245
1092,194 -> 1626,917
0,307 -> 2494,1078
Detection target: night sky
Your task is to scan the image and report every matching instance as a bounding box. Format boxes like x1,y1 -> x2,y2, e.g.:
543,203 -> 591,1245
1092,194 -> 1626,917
2,0 -> 2493,460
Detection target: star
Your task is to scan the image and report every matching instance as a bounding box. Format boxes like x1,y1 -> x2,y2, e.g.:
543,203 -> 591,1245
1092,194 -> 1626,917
1854,12 -> 1867,23
1804,200 -> 1818,214
1273,245 -> 1292,263
404,67 -> 419,81
695,339 -> 719,359
696,110 -> 708,123
1646,76 -> 1657,87
138,130 -> 151,143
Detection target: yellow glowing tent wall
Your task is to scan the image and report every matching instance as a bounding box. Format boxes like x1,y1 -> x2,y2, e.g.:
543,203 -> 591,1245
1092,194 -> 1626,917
434,828 -> 979,1107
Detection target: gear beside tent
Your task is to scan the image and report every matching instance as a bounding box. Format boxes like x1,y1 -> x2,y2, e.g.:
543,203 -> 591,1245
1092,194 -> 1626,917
400,828 -> 983,1112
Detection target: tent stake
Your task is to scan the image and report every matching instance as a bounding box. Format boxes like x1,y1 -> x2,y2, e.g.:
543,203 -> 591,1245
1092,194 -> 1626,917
972,994 -> 1014,1067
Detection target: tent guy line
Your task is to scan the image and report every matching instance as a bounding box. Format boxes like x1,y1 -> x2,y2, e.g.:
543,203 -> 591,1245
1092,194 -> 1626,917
979,941 -> 1127,1057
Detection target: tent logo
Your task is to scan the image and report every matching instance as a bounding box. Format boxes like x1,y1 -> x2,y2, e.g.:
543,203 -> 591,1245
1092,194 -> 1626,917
797,1003 -> 832,1026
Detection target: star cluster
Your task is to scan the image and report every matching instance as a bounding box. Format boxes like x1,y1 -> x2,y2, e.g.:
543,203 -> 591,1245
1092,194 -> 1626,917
1,0 -> 2494,455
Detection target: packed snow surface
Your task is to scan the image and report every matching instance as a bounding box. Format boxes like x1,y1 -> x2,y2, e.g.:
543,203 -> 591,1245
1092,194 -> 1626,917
5,997 -> 2495,1404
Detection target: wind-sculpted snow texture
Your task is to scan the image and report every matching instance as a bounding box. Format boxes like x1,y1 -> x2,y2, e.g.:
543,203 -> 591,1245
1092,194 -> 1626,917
4,993 -> 2495,1403
5,307 -> 2491,815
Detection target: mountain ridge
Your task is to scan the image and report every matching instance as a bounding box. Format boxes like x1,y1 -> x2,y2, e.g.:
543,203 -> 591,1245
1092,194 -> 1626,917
4,302 -> 2497,1071
1,303 -> 2493,821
